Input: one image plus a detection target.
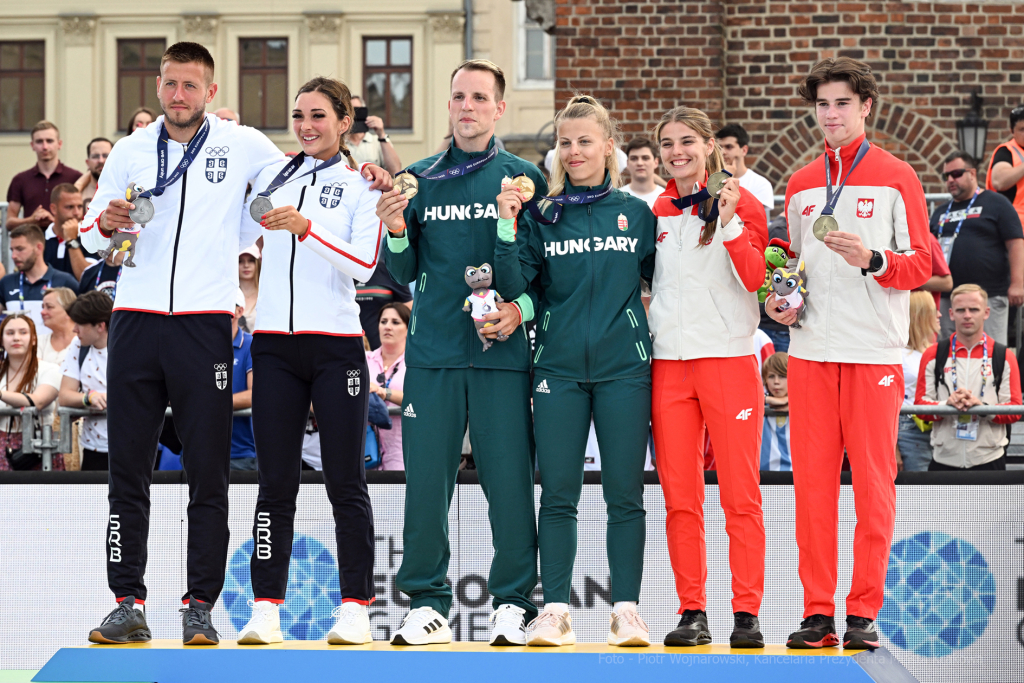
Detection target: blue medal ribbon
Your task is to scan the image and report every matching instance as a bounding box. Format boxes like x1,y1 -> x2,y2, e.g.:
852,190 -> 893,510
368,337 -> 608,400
256,152 -> 344,198
400,143 -> 500,183
670,170 -> 733,223
137,118 -> 212,200
519,175 -> 613,225
821,139 -> 871,219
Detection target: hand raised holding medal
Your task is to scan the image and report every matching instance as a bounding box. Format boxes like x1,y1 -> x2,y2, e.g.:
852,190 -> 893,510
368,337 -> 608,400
497,175 -> 536,220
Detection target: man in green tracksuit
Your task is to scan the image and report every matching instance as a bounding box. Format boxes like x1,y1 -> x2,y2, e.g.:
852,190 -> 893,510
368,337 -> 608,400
375,60 -> 548,647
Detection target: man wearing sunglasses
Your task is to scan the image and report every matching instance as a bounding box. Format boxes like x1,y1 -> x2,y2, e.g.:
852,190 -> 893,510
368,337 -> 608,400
931,151 -> 1024,344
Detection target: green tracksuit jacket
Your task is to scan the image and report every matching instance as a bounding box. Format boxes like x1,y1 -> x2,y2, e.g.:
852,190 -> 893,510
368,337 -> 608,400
384,137 -> 548,371
494,173 -> 657,382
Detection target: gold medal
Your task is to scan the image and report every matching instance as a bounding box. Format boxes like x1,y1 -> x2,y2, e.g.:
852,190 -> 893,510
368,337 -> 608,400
508,176 -> 536,202
813,214 -> 839,241
394,173 -> 419,199
706,171 -> 730,198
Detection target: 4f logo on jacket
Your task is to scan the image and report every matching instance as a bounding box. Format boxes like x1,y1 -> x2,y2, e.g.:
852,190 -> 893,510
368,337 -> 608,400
321,184 -> 344,209
801,205 -> 816,216
857,198 -> 874,218
545,236 -> 638,257
422,204 -> 499,221
878,374 -> 895,387
347,369 -> 361,396
214,363 -> 228,390
735,408 -> 753,420
206,157 -> 227,183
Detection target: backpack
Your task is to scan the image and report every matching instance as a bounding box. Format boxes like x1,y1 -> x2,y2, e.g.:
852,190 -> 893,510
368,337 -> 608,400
933,337 -> 1009,451
77,345 -> 91,391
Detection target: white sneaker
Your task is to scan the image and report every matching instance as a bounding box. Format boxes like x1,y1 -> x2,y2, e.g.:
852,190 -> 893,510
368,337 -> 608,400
489,604 -> 527,645
607,608 -> 651,647
526,608 -> 575,646
390,606 -> 452,645
327,602 -> 372,644
237,600 -> 284,644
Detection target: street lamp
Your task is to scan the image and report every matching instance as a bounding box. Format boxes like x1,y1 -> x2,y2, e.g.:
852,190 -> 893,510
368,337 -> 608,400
957,92 -> 989,163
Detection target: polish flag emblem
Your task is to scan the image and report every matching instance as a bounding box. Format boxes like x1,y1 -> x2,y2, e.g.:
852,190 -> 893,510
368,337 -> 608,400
857,198 -> 874,218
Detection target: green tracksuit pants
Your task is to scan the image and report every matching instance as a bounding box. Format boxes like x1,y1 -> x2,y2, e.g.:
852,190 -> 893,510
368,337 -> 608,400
397,367 -> 538,620
532,374 -> 650,604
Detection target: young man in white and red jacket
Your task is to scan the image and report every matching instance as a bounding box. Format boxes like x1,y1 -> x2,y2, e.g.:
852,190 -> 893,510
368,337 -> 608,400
766,57 -> 931,650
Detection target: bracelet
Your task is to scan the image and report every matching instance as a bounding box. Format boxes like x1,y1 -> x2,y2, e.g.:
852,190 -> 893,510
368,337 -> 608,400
82,392 -> 91,407
385,388 -> 392,402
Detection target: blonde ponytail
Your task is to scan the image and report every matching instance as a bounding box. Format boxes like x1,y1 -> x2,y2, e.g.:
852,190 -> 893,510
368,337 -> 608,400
547,93 -> 621,200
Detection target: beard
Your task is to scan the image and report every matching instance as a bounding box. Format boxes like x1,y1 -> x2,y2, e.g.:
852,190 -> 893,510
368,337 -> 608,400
162,103 -> 206,132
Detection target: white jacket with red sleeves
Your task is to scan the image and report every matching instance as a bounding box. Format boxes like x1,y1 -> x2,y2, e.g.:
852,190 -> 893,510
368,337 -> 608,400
650,177 -> 769,360
244,156 -> 383,336
784,134 -> 932,365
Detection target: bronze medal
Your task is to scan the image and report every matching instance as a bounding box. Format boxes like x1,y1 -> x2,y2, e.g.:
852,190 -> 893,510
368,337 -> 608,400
813,214 -> 839,241
394,173 -> 419,199
707,171 -> 730,198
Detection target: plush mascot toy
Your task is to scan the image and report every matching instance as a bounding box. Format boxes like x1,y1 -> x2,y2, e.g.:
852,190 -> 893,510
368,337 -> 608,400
769,259 -> 808,328
757,237 -> 793,303
97,182 -> 147,267
463,264 -> 507,351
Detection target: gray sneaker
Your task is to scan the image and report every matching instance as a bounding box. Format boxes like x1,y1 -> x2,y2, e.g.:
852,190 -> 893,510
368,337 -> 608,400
180,597 -> 220,645
88,596 -> 152,644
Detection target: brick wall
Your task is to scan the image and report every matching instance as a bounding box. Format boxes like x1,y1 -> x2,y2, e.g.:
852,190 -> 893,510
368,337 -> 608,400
554,0 -> 1024,194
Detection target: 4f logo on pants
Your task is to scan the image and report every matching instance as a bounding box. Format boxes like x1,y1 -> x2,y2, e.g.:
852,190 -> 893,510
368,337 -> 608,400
879,374 -> 895,386
255,512 -> 271,560
736,408 -> 753,420
108,514 -> 121,562
214,363 -> 228,390
347,369 -> 361,396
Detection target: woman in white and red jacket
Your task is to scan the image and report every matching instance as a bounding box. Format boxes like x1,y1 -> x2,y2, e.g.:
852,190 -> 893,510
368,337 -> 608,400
649,106 -> 769,648
235,77 -> 384,648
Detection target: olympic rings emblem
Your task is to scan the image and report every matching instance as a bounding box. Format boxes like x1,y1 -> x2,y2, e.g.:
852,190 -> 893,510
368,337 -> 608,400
205,146 -> 230,156
346,369 -> 360,377
214,363 -> 228,371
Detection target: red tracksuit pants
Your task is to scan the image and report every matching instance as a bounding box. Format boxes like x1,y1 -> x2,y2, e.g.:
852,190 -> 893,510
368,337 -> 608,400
652,357 -> 765,615
789,358 -> 900,620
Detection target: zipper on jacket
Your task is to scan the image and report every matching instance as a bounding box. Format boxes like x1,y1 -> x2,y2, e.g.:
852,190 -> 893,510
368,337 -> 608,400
468,171 -> 475,369
585,204 -> 594,382
289,181 -> 311,333
167,170 -> 188,314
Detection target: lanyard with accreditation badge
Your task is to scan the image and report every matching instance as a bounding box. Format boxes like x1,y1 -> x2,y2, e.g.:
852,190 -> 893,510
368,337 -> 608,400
949,332 -> 989,441
936,189 -> 981,263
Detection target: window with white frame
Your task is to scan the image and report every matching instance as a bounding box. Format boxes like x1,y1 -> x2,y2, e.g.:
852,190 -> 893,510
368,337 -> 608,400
517,4 -> 554,87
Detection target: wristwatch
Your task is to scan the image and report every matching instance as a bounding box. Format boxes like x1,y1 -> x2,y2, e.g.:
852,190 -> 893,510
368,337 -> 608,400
379,134 -> 390,144
861,250 -> 883,276
67,238 -> 82,250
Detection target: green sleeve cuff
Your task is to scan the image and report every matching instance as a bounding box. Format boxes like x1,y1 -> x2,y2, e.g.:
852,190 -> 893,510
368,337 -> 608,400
513,292 -> 534,323
386,231 -> 409,253
497,216 -> 516,243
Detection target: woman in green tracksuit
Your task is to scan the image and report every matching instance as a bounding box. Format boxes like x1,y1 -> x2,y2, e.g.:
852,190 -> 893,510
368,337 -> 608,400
495,94 -> 656,648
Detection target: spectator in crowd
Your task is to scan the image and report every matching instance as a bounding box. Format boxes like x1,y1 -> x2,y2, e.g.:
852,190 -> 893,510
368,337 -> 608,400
619,137 -> 666,208
58,291 -> 113,471
897,291 -> 940,472
229,288 -> 255,471
717,124 -> 775,222
38,287 -> 77,366
932,151 -> 1024,345
214,108 -> 240,123
74,138 -> 113,208
986,104 -> 1024,225
356,262 -> 412,349
760,351 -> 791,472
1,224 -> 80,329
238,245 -> 260,334
126,107 -> 156,134
916,284 -> 1022,470
78,250 -> 123,299
347,96 -> 402,174
45,183 -> 97,280
367,302 -> 408,470
6,121 -> 82,231
0,313 -> 63,471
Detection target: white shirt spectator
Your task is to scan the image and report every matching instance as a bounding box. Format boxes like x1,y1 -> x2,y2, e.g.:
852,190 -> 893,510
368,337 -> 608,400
0,360 -> 60,432
60,338 -> 108,452
737,169 -> 775,210
36,332 -> 70,367
620,184 -> 665,209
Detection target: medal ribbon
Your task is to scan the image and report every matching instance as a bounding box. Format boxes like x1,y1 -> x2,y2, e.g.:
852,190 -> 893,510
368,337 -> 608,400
256,152 -> 344,198
949,332 -> 989,401
137,118 -> 212,200
521,181 -> 614,225
400,143 -> 500,184
670,170 -> 733,223
820,139 -> 871,218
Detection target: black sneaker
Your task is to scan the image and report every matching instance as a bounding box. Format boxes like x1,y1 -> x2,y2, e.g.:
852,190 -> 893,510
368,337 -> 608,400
664,609 -> 711,646
88,596 -> 152,644
180,597 -> 220,645
787,614 -> 838,649
844,615 -> 881,650
730,611 -> 764,648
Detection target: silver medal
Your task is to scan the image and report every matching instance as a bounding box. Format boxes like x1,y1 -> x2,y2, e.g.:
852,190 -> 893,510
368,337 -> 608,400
129,196 -> 155,226
813,214 -> 839,241
707,171 -> 730,198
250,196 -> 274,222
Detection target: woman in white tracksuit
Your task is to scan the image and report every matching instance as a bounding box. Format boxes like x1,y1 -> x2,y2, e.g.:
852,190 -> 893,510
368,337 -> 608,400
236,77 -> 384,645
